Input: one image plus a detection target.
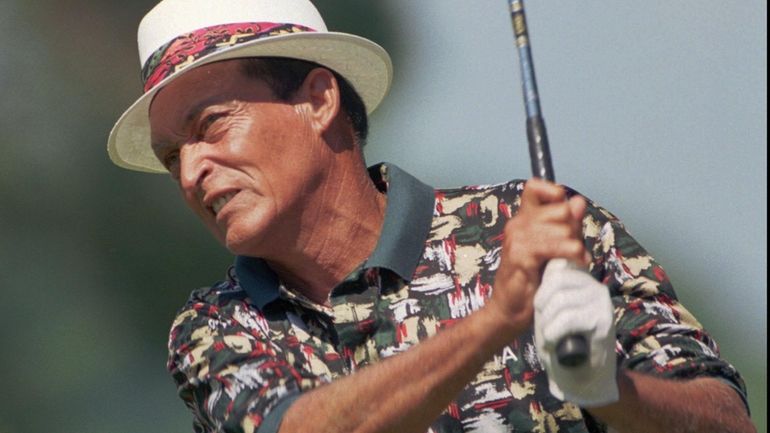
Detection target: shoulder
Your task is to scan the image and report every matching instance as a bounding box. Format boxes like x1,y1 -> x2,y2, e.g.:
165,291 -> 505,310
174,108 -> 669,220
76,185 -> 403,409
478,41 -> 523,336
437,179 -> 527,199
561,185 -> 624,225
167,267 -> 247,343
425,180 -> 526,244
434,180 -> 527,215
178,266 -> 245,310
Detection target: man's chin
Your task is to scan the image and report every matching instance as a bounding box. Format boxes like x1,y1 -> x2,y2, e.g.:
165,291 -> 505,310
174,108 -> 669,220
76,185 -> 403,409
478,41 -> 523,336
224,231 -> 262,257
224,237 -> 248,256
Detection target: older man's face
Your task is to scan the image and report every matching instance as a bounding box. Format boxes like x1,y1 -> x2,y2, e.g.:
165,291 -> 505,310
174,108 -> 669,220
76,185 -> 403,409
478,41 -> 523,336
149,60 -> 327,256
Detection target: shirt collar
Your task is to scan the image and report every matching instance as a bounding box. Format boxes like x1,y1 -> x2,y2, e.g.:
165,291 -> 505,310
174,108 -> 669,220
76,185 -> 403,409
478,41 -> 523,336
235,162 -> 435,310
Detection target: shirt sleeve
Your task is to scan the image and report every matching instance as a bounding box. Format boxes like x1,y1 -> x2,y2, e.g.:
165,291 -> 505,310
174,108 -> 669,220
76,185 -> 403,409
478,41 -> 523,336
166,289 -> 324,433
577,193 -> 749,410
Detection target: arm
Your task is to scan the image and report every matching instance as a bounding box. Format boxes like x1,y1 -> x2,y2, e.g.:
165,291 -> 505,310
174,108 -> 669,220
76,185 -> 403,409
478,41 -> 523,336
590,372 -> 755,433
280,301 -> 519,433
573,190 -> 755,433
171,290 -> 523,433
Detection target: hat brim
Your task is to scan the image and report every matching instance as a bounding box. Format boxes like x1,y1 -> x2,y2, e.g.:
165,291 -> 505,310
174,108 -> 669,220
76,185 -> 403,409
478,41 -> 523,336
108,31 -> 392,173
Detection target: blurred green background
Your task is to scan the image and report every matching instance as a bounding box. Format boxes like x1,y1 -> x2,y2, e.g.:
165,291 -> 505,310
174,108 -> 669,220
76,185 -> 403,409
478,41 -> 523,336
0,1 -> 765,432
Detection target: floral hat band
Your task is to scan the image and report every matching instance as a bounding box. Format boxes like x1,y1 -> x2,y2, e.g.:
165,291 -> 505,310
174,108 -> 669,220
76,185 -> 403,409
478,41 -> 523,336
141,22 -> 315,93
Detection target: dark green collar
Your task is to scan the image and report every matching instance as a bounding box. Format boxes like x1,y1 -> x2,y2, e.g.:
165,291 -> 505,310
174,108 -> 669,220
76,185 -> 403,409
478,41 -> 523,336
236,162 -> 435,310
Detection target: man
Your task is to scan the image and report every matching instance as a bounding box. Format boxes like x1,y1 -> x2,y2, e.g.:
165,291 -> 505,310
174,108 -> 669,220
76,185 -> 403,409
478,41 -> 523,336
108,1 -> 755,432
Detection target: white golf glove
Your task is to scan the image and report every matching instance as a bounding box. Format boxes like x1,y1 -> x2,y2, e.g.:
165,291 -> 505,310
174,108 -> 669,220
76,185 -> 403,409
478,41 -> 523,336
534,259 -> 619,407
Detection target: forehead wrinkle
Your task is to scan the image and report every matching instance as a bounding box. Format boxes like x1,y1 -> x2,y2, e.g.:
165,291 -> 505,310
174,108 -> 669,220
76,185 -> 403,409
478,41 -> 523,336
151,95 -> 221,150
152,60 -> 246,126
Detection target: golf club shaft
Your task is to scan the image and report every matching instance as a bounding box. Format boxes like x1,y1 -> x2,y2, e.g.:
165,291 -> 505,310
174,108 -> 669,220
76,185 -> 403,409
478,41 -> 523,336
509,0 -> 589,368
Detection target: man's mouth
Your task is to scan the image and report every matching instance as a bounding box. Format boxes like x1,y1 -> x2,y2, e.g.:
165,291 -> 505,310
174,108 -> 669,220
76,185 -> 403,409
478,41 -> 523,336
211,192 -> 238,216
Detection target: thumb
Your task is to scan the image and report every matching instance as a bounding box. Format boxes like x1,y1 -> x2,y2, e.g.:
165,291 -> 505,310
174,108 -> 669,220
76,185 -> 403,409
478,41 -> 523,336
568,195 -> 587,222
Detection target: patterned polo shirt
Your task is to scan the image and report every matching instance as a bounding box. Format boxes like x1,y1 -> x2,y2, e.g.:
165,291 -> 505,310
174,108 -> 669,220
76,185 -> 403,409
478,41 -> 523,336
167,163 -> 748,433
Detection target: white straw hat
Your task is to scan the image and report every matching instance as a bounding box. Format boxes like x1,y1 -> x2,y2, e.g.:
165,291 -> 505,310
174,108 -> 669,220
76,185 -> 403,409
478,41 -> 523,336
108,0 -> 393,173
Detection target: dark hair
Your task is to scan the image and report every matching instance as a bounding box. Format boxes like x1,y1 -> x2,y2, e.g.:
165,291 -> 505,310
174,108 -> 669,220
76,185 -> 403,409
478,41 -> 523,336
239,57 -> 369,144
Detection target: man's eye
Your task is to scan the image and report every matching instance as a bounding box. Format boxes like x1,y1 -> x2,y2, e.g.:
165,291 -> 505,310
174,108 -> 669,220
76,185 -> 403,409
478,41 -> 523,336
198,113 -> 226,137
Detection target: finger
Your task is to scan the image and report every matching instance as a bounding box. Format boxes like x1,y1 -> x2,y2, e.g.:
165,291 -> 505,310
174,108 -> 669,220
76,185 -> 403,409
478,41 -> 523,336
536,275 -> 597,318
568,195 -> 587,223
533,201 -> 580,225
541,312 -> 598,347
537,289 -> 587,321
507,224 -> 580,261
508,222 -> 588,264
522,178 -> 566,207
566,196 -> 591,266
541,239 -> 588,267
529,242 -> 589,273
534,208 -> 587,260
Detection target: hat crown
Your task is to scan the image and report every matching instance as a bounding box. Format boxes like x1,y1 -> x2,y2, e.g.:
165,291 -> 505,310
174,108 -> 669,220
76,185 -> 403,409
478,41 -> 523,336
137,0 -> 327,66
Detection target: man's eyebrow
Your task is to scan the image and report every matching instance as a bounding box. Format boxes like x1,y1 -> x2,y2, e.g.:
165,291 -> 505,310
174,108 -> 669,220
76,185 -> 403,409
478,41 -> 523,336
183,95 -> 228,126
150,99 -> 216,152
184,101 -> 207,126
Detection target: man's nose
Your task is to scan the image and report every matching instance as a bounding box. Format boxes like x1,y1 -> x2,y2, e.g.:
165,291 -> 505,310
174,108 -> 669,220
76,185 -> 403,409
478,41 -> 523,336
178,143 -> 212,193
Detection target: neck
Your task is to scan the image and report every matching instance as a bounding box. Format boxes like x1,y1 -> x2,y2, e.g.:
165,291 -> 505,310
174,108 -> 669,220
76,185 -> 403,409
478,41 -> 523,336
262,153 -> 387,305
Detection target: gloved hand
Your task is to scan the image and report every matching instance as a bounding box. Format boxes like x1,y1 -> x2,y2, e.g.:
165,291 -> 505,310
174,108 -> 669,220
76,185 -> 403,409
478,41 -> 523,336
534,259 -> 619,407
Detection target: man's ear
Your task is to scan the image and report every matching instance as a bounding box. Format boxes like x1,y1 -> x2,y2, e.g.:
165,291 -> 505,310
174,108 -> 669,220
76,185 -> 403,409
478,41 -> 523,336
295,67 -> 340,134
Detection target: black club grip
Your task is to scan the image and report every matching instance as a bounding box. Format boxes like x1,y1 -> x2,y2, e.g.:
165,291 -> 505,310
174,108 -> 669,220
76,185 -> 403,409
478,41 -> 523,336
556,334 -> 589,367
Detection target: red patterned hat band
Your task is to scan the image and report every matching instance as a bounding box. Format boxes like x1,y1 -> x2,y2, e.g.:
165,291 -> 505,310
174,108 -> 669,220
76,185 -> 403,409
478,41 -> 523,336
141,22 -> 316,93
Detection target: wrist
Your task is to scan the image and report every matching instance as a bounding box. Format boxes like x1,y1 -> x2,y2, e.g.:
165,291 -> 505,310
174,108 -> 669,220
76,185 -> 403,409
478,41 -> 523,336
480,298 -> 531,348
489,269 -> 537,337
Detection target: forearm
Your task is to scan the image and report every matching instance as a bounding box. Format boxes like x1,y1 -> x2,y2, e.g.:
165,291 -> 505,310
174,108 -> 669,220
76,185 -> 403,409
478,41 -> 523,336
588,371 -> 755,433
279,305 -> 515,433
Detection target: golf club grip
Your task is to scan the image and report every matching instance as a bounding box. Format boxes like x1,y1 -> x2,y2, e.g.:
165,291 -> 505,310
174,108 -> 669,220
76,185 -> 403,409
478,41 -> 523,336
526,116 -> 589,368
527,116 -> 555,182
